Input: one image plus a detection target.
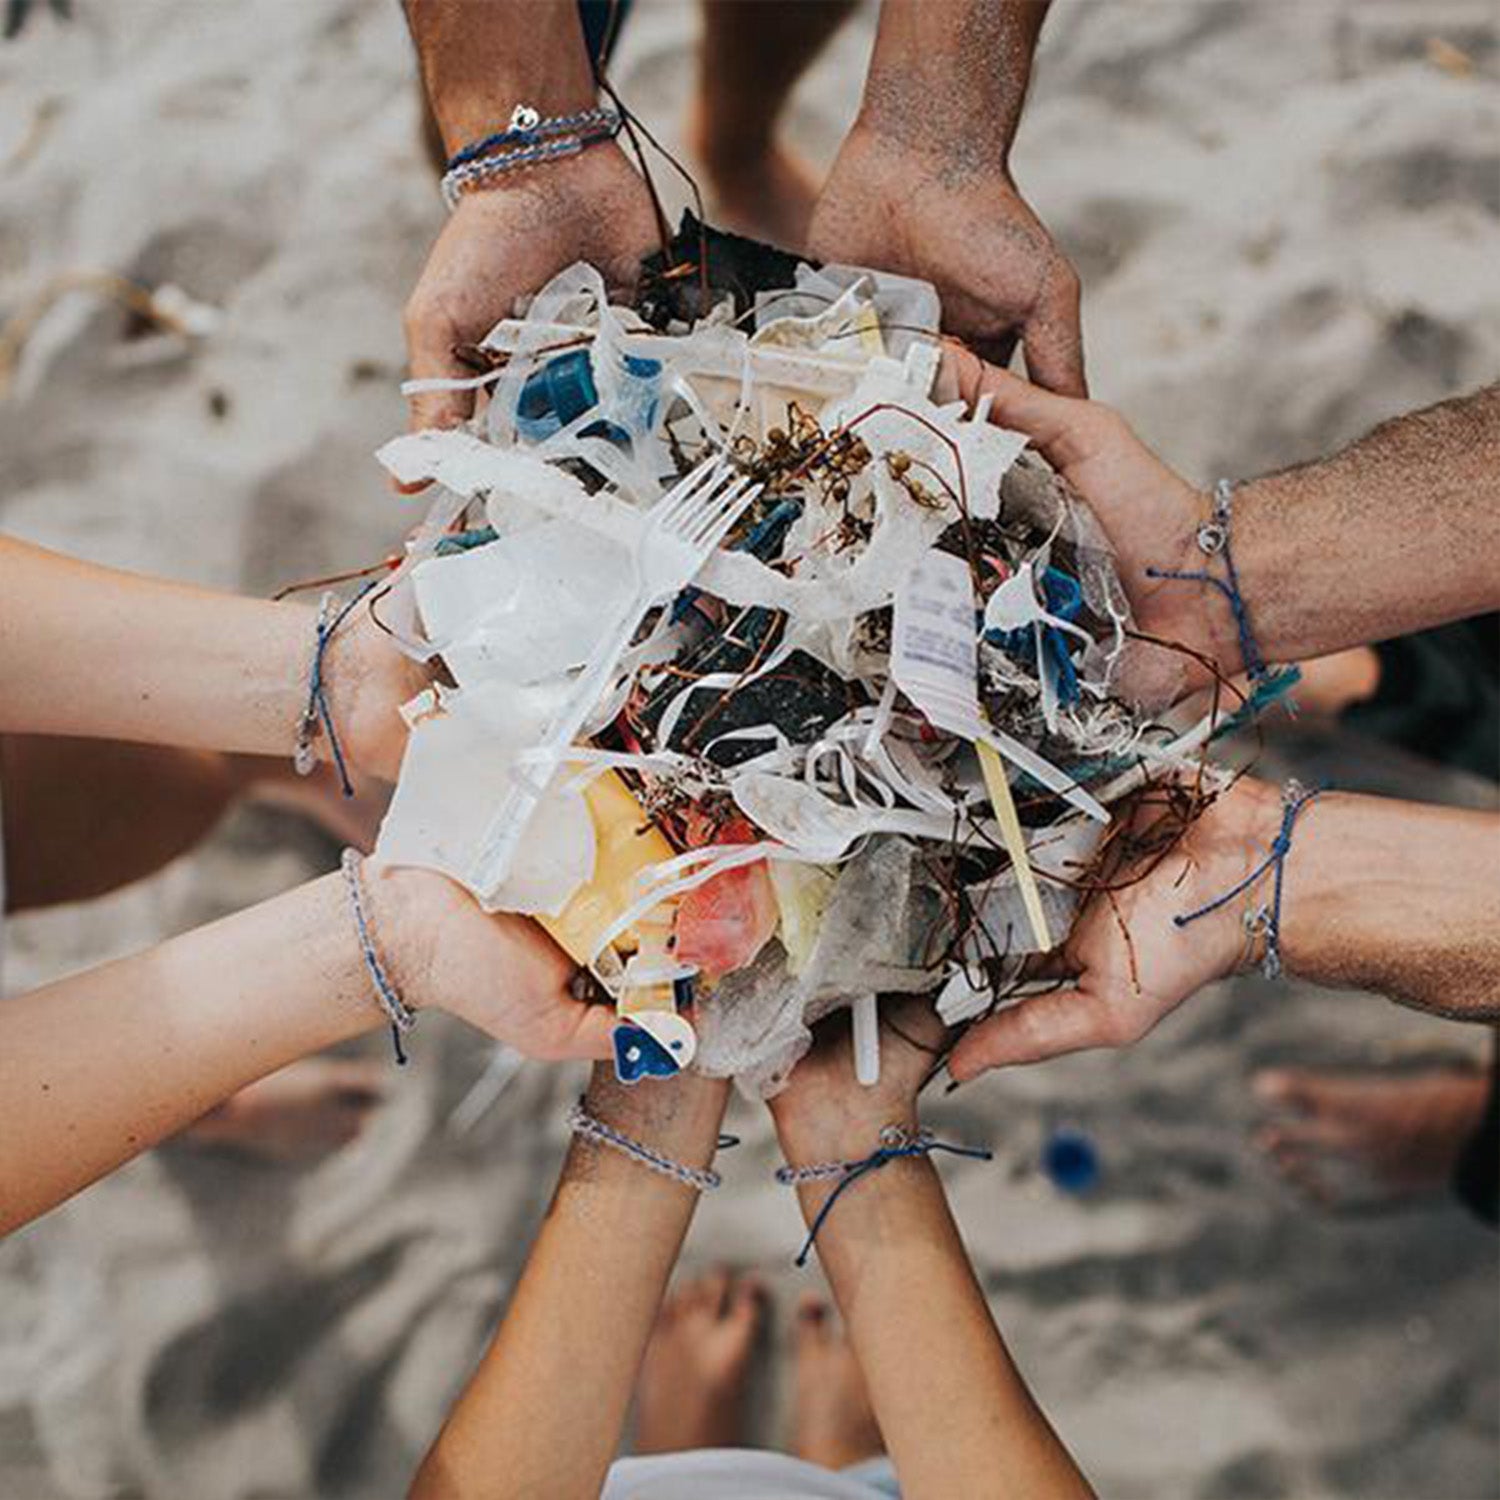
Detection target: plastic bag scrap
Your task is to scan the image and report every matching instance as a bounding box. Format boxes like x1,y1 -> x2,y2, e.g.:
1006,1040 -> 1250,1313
371,219 -> 1181,1094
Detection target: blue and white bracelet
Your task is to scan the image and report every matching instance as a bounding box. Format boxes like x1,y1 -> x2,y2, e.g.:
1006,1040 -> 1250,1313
441,103 -> 621,210
341,849 -> 417,1065
566,1098 -> 723,1193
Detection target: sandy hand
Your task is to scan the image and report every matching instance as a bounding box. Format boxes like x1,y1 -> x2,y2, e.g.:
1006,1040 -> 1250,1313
400,143 -> 659,486
810,127 -> 1085,394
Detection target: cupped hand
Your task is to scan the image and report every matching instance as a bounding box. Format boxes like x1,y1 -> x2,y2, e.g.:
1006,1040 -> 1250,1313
369,864 -> 615,1062
770,997 -> 950,1157
325,595 -> 430,785
400,143 -> 659,473
948,777 -> 1281,1083
808,126 -> 1085,394
939,357 -> 1221,700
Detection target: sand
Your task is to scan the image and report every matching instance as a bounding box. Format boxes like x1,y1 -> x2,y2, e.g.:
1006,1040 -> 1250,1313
1,1 -> 1497,1496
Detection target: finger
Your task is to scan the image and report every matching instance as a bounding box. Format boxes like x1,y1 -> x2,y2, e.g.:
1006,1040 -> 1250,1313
960,363 -> 1113,474
1020,259 -> 1087,397
548,999 -> 618,1062
947,985 -> 1128,1081
396,302 -> 478,494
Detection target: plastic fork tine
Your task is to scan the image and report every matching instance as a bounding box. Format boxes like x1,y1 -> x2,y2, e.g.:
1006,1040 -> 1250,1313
690,478 -> 759,551
663,468 -> 735,540
655,457 -> 727,530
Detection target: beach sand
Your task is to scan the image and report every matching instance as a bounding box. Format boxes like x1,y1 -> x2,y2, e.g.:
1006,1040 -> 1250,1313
1,2 -> 1497,1496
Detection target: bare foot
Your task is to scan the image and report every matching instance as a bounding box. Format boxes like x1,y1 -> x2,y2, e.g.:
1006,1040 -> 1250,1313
1252,1066 -> 1489,1206
791,1292 -> 883,1470
1290,646 -> 1382,717
686,98 -> 821,253
185,1058 -> 386,1163
635,1269 -> 766,1453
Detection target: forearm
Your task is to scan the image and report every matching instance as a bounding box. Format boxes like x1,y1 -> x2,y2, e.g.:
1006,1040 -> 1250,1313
1195,385 -> 1500,671
412,1071 -> 729,1500
0,537 -> 310,751
0,537 -> 415,777
778,1119 -> 1089,1499
860,0 -> 1049,168
403,0 -> 599,154
0,866 -> 442,1234
1272,788 -> 1500,1020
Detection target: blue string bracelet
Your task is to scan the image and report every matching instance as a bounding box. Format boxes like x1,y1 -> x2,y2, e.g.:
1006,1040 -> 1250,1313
446,103 -> 620,171
566,1099 -> 723,1192
295,582 -> 377,798
1173,779 -> 1324,980
1146,478 -> 1269,684
441,111 -> 622,210
340,849 -> 416,1065
777,1125 -> 993,1268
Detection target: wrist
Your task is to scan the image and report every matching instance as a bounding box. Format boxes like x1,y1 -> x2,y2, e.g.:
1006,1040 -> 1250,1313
408,0 -> 600,156
586,1067 -> 731,1160
352,861 -> 455,1017
773,1101 -> 921,1169
844,114 -> 1015,185
324,610 -> 426,784
1192,776 -> 1300,980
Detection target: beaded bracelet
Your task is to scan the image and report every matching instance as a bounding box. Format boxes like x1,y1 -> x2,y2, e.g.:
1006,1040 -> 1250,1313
340,849 -> 417,1065
1173,778 -> 1324,979
441,106 -> 621,210
1147,478 -> 1269,684
567,1099 -> 723,1192
446,103 -> 620,171
294,583 -> 376,798
777,1124 -> 993,1267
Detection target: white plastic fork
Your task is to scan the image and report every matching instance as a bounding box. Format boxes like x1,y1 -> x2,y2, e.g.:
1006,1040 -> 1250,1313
470,457 -> 762,896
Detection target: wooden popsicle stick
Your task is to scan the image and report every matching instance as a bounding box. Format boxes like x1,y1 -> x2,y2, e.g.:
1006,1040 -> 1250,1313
976,740 -> 1053,953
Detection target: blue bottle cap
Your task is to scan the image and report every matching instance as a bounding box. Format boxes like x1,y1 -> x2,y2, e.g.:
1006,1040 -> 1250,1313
1042,1127 -> 1100,1195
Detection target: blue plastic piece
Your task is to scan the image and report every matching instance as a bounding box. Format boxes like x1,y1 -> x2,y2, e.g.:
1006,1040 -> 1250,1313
514,349 -> 599,442
513,348 -> 662,448
985,566 -> 1084,709
612,1020 -> 683,1085
1042,1127 -> 1100,1195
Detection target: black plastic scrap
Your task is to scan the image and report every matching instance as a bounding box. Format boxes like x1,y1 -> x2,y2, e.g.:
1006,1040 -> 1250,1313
635,210 -> 816,329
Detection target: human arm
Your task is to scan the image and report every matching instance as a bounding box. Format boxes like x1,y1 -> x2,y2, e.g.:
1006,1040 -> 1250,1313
948,778 -> 1500,1079
410,1067 -> 730,1500
809,0 -> 1085,392
0,864 -> 616,1235
399,0 -> 659,440
949,365 -> 1500,696
770,1003 -> 1092,1500
0,536 -> 421,781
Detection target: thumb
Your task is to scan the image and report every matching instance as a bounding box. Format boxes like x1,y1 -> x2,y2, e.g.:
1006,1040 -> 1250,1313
947,984 -> 1125,1081
396,302 -> 478,494
552,999 -> 619,1062
963,363 -> 1105,474
1020,258 -> 1087,398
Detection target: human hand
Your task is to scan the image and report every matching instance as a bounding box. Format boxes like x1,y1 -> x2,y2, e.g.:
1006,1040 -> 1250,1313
399,143 -> 659,481
319,596 -> 429,785
582,1062 -> 732,1170
808,125 -> 1085,394
948,777 -> 1283,1082
939,357 -> 1224,699
367,864 -> 615,1061
769,997 -> 950,1160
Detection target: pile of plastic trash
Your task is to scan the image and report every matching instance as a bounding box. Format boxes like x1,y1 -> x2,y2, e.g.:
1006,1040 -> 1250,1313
371,219 -> 1179,1094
